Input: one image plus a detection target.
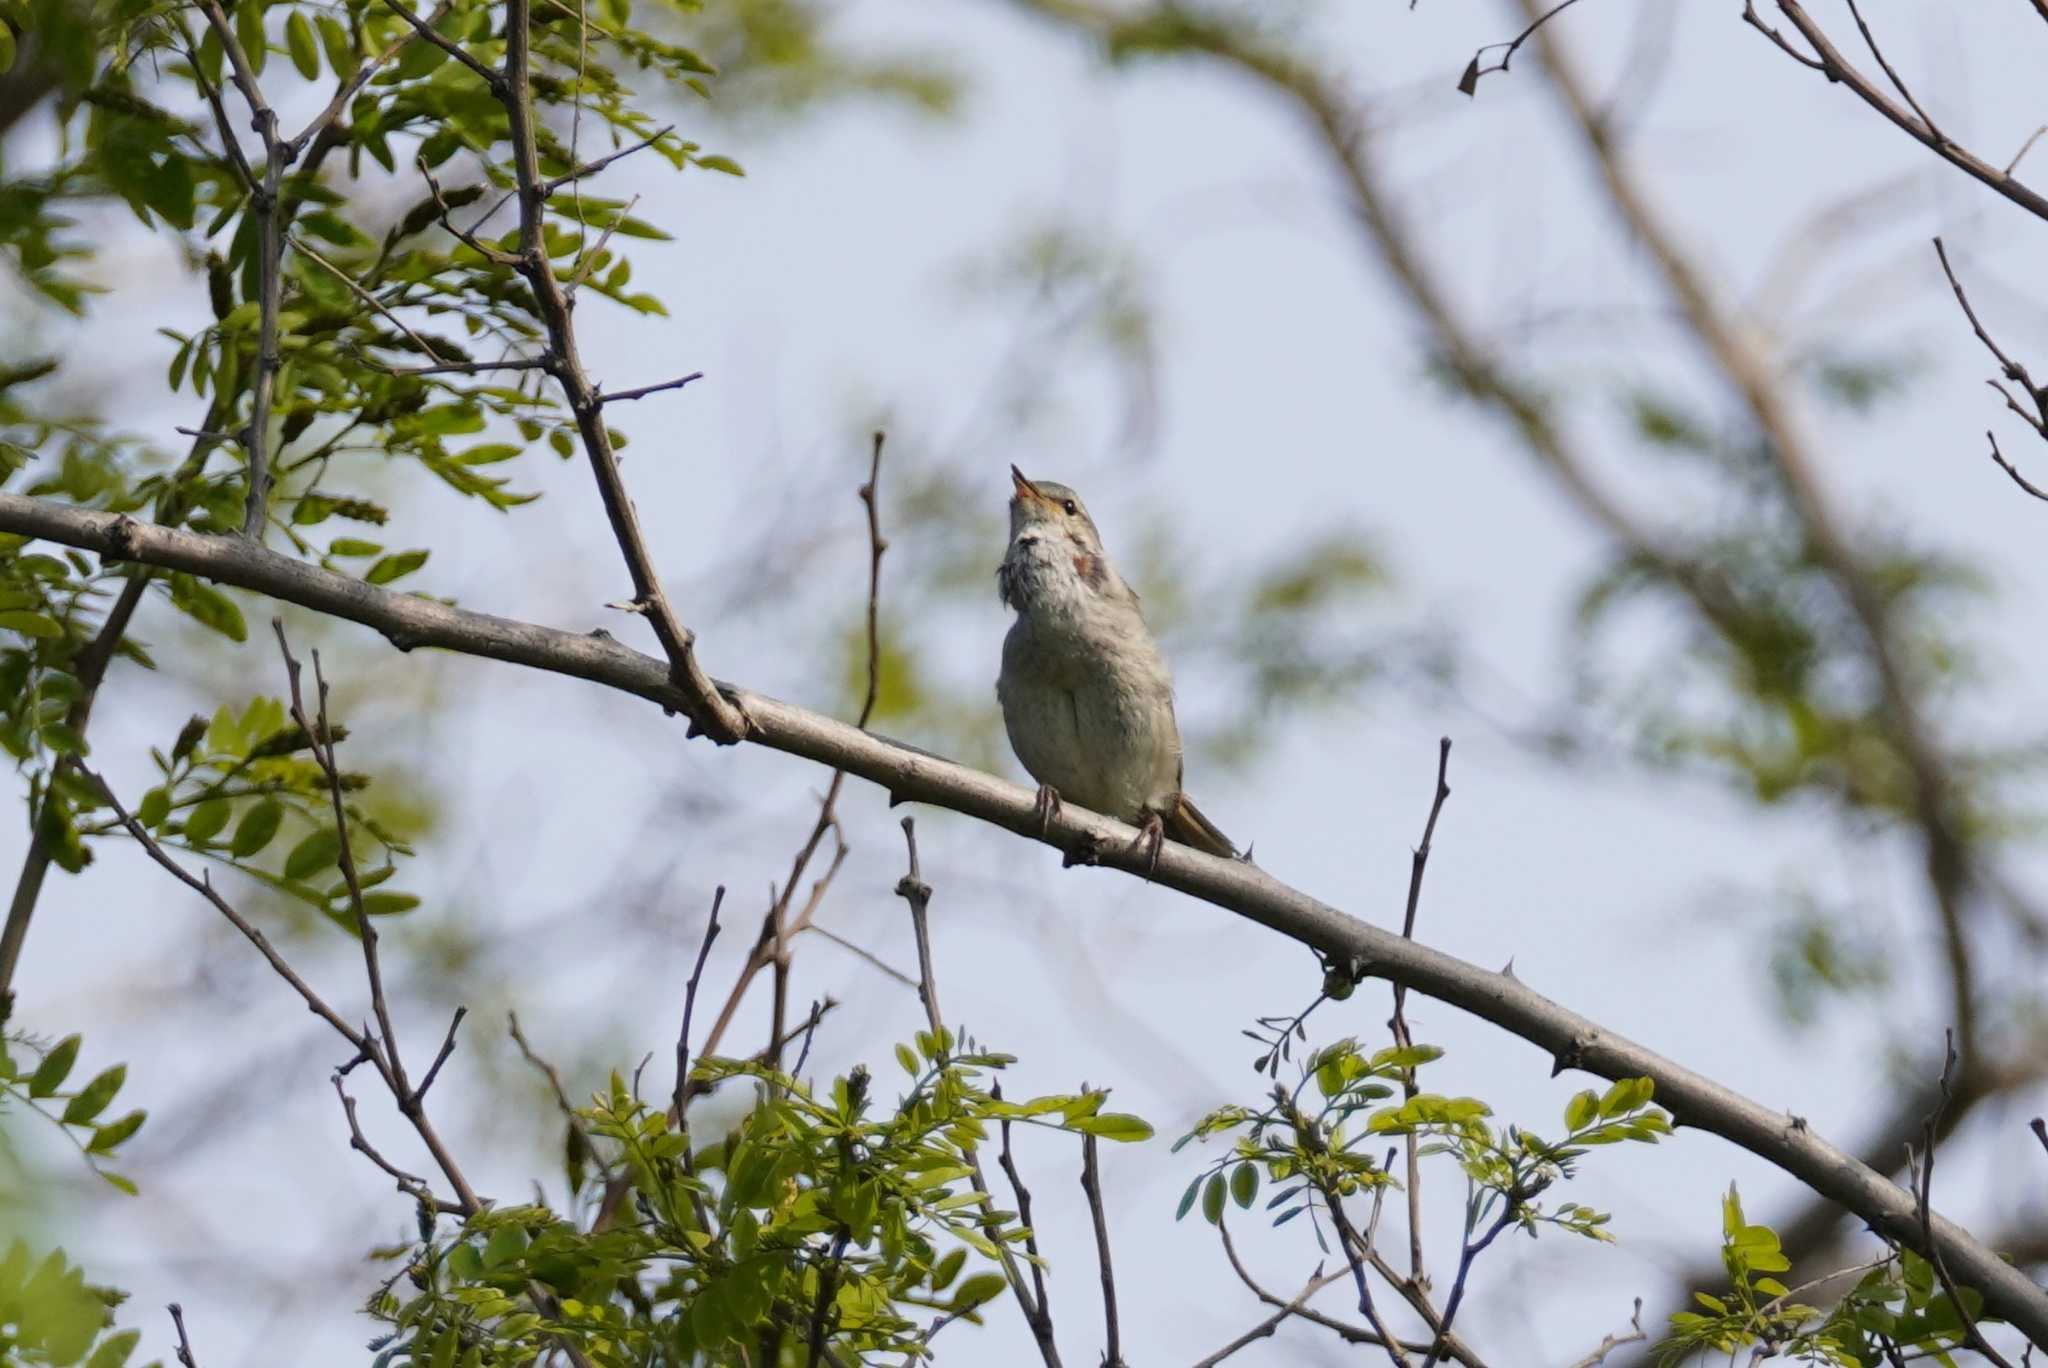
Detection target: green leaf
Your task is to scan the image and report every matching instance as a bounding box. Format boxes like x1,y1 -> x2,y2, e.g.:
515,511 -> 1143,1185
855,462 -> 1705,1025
0,609 -> 62,638
0,26 -> 15,75
185,796 -> 232,844
894,1043 -> 919,1076
365,549 -> 429,585
1563,1089 -> 1599,1132
327,538 -> 383,557
230,798 -> 284,857
695,154 -> 744,177
1069,1112 -> 1154,1143
1175,1175 -> 1201,1221
1201,1171 -> 1226,1226
361,892 -> 421,916
61,1064 -> 125,1124
168,574 -> 247,642
285,11 -> 320,78
84,1328 -> 139,1368
234,0 -> 267,76
89,1109 -> 146,1153
949,1272 -> 1008,1311
929,1247 -> 966,1292
138,787 -> 170,830
29,1033 -> 80,1096
284,828 -> 341,880
315,14 -> 353,74
1230,1161 -> 1258,1210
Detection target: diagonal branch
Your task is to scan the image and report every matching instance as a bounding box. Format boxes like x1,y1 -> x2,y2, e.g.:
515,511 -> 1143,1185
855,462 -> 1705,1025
4,491 -> 2046,1345
490,0 -> 747,744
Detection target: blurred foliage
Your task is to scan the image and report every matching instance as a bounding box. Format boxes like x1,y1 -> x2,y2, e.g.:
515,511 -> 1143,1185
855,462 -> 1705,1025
1659,1185 -> 2001,1366
0,1239 -> 150,1368
367,1026 -> 1150,1364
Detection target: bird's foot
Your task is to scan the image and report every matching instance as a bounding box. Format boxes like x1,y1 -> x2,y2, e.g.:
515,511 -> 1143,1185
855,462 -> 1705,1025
1032,784 -> 1063,842
1125,811 -> 1166,881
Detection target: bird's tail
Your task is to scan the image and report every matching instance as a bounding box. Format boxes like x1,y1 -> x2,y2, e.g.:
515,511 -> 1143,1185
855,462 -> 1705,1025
1164,792 -> 1238,860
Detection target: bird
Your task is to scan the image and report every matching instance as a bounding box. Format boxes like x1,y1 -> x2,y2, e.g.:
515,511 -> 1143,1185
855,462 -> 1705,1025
996,464 -> 1238,869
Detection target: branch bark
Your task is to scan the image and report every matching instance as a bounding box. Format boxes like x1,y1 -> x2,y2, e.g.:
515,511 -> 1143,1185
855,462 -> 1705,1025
7,492 -> 2043,1343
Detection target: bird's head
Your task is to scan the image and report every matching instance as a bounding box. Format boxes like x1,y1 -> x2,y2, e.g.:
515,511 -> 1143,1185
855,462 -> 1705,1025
1008,466 -> 1104,554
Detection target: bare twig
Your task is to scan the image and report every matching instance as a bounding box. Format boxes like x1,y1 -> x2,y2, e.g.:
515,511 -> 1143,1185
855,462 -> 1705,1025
1840,0 -> 1942,142
1932,237 -> 2048,440
1456,0 -> 1585,95
1912,1032 -> 2016,1368
1079,1134 -> 1125,1368
1748,0 -> 2048,223
288,237 -> 450,362
1987,432 -> 2048,503
168,1303 -> 199,1368
333,1072 -> 451,1212
596,371 -> 704,406
494,0 -> 748,742
539,125 -> 674,196
367,354 -> 549,379
1209,1214 -> 1418,1357
8,492 -> 2047,1344
898,819 -> 1062,1367
1390,736 -> 1452,1286
1560,1301 -> 1645,1368
674,887 -> 724,1121
808,924 -> 917,986
412,1006 -> 468,1106
381,0 -> 501,86
289,0 -> 454,155
2006,126 -> 2048,178
1419,1208 -> 1516,1368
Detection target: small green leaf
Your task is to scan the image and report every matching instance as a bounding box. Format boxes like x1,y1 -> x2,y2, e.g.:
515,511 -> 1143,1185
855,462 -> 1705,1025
929,1247 -> 966,1292
1175,1175 -> 1202,1221
1564,1089 -> 1599,1132
1069,1112 -> 1154,1143
185,796 -> 232,843
168,574 -> 247,642
61,1064 -> 125,1124
894,1043 -> 919,1076
84,1328 -> 139,1368
365,549 -> 429,585
30,1033 -> 80,1096
695,154 -> 744,177
361,892 -> 421,916
89,1109 -> 147,1153
327,538 -> 383,557
1230,1161 -> 1258,1210
949,1272 -> 1007,1311
137,787 -> 170,830
284,828 -> 341,880
0,609 -> 62,638
315,14 -> 353,74
285,11 -> 320,78
1201,1172 -> 1226,1226
234,0 -> 266,76
230,798 -> 284,857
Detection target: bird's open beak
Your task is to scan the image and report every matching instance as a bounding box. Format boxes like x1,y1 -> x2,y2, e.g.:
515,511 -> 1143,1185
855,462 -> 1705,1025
1010,465 -> 1042,502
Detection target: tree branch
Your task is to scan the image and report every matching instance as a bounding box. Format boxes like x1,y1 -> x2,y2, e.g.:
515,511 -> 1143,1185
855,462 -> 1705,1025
4,492 -> 2044,1344
1079,1133 -> 1125,1368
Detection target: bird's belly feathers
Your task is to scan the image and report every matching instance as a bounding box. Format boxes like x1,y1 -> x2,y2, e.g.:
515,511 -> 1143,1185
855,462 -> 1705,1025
998,619 -> 1181,822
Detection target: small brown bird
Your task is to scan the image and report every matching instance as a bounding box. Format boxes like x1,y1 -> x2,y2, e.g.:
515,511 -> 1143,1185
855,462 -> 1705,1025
996,466 -> 1237,866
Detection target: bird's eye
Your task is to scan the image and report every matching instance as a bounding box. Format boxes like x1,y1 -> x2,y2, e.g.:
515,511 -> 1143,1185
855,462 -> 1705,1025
1062,499 -> 1078,516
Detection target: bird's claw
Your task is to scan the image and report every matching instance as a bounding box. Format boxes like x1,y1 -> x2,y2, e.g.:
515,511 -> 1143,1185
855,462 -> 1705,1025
1126,812 -> 1166,881
1032,784 -> 1063,842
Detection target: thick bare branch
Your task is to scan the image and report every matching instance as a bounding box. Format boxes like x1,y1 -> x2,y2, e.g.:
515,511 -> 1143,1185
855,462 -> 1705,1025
3,492 -> 2045,1345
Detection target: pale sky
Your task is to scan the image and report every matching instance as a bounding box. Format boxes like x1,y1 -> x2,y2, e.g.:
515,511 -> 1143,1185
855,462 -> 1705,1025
9,1 -> 2048,1364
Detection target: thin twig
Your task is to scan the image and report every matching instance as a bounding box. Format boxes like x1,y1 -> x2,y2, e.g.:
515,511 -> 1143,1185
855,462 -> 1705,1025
412,1006 -> 468,1106
1987,432 -> 2048,503
1457,0 -> 1586,95
595,372 -> 704,407
674,887 -> 724,1122
1559,1300 -> 1645,1368
1209,1213 -> 1415,1357
289,0 -> 454,155
808,924 -> 917,986
289,235 -> 451,363
168,1304 -> 200,1368
381,0 -> 501,86
897,819 -> 1062,1367
494,0 -> 747,742
1913,1031 -> 2016,1368
1079,1134 -> 1125,1367
1932,237 -> 2047,439
539,125 -> 674,196
1841,0 -> 1942,142
1390,737 -> 1452,1287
